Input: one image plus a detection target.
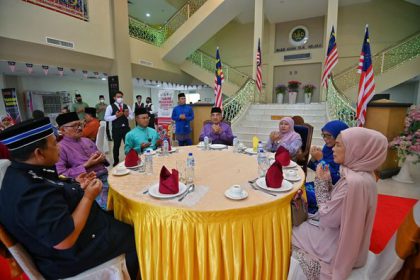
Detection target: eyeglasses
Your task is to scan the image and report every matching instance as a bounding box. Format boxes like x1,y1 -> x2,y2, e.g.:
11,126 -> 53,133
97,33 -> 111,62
137,116 -> 150,120
63,123 -> 82,129
321,133 -> 334,139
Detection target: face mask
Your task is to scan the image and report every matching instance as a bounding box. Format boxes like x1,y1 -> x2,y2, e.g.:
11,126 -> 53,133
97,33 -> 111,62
77,99 -> 82,103
100,99 -> 105,103
116,97 -> 123,104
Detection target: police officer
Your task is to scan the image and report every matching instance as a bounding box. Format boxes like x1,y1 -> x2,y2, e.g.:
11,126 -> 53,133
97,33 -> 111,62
0,117 -> 139,279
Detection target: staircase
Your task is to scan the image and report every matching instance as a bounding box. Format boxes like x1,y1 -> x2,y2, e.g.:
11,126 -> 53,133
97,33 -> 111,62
232,103 -> 327,148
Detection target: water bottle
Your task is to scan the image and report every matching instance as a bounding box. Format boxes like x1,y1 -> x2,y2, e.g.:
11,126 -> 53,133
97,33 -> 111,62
145,150 -> 153,175
233,137 -> 239,153
186,152 -> 195,183
204,136 -> 209,150
163,139 -> 169,156
258,141 -> 263,152
257,148 -> 268,177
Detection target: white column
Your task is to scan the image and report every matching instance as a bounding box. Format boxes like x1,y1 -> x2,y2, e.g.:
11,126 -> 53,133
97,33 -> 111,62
321,0 -> 339,101
253,0 -> 264,103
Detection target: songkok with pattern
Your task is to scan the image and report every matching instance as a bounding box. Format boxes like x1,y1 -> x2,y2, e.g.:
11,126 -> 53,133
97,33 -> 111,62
0,117 -> 54,151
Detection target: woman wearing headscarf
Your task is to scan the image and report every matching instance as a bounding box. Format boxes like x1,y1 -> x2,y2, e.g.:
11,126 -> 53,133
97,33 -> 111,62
289,127 -> 388,280
265,117 -> 302,157
306,120 -> 349,213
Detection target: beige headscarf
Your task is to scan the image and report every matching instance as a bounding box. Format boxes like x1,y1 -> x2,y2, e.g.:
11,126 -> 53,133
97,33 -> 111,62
331,127 -> 388,279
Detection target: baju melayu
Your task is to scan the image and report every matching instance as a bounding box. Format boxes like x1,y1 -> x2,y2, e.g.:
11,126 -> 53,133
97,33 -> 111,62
82,118 -> 100,142
71,101 -> 89,120
199,122 -> 234,145
0,160 -> 138,279
171,104 -> 194,146
124,126 -> 159,154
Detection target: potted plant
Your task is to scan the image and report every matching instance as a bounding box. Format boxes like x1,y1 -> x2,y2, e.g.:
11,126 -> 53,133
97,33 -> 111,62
303,84 -> 316,104
275,84 -> 287,104
287,80 -> 301,104
389,105 -> 420,183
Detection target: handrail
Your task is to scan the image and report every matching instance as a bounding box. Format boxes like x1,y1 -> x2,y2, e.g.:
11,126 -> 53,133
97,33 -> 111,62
187,50 -> 250,87
223,79 -> 257,125
326,77 -> 357,127
128,0 -> 208,46
334,31 -> 420,92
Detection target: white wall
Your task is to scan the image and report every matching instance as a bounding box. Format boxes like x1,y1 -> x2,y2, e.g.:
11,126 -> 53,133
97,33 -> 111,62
384,81 -> 419,105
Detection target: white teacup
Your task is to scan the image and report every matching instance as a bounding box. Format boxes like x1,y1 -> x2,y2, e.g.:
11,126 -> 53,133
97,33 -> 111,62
285,169 -> 298,178
115,165 -> 127,174
230,185 -> 243,197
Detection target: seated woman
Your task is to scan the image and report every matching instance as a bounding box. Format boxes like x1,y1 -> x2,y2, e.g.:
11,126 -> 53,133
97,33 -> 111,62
265,117 -> 302,158
305,120 -> 349,213
290,127 -> 388,280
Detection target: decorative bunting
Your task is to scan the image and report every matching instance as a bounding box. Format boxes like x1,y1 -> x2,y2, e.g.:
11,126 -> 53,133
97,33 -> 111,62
103,73 -> 108,77
70,68 -> 76,74
93,71 -> 99,78
8,61 -> 16,72
26,63 -> 33,74
42,65 -> 49,76
136,77 -> 140,83
82,70 -> 88,78
57,67 -> 64,77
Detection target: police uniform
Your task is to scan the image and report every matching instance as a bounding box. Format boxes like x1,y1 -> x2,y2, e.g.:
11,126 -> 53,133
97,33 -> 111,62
0,117 -> 138,279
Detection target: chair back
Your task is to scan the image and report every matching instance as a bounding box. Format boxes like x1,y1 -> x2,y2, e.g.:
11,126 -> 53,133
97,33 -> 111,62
292,116 -> 305,125
294,123 -> 313,174
95,121 -> 108,154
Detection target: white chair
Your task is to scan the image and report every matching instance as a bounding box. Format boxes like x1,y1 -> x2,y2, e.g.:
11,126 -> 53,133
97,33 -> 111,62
95,121 -> 109,154
288,201 -> 420,280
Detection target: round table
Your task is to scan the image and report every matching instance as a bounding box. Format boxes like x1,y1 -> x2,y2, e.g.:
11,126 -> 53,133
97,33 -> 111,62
108,146 -> 305,280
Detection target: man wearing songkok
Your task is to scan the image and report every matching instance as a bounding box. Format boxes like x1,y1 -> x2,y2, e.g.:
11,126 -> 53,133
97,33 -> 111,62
199,106 -> 234,145
125,107 -> 159,154
171,92 -> 194,146
70,93 -> 89,120
104,91 -> 134,166
82,107 -> 100,142
0,117 -> 138,279
55,112 -> 109,209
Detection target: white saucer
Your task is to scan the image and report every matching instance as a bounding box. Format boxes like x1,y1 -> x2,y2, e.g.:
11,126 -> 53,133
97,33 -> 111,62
244,148 -> 257,155
210,144 -> 227,150
255,177 -> 293,192
148,182 -> 188,199
283,161 -> 298,169
120,161 -> 143,169
112,169 -> 130,176
283,173 -> 301,181
224,189 -> 248,200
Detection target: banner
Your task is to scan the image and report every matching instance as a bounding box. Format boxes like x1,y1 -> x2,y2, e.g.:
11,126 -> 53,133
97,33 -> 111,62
157,89 -> 175,128
1,88 -> 21,124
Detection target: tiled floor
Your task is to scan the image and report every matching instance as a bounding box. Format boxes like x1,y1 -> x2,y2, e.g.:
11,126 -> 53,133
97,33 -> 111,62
105,141 -> 420,200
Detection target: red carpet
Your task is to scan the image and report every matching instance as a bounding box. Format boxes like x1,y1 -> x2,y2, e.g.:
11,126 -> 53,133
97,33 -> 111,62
369,194 -> 418,254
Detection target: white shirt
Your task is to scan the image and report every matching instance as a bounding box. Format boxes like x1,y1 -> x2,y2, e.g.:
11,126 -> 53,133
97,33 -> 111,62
104,102 -> 134,122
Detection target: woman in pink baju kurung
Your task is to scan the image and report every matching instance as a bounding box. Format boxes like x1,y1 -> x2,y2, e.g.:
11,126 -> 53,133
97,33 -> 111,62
290,127 -> 388,280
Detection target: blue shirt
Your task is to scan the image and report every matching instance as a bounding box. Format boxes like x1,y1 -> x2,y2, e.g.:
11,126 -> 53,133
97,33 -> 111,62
124,126 -> 159,154
171,104 -> 194,135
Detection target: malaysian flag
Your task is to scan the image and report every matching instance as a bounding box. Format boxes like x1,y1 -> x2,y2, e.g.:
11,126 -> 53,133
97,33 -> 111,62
214,47 -> 224,108
356,25 -> 375,127
321,26 -> 338,88
256,38 -> 262,93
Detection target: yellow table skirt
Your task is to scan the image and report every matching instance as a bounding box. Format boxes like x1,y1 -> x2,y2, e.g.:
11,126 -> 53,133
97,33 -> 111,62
108,187 -> 299,280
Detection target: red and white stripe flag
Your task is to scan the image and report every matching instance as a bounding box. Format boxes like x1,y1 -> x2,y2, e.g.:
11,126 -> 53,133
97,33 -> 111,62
356,25 -> 375,127
321,26 -> 338,87
256,38 -> 262,93
214,47 -> 224,108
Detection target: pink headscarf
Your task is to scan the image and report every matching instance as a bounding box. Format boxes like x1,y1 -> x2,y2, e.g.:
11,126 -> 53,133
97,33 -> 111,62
330,127 -> 388,279
279,117 -> 301,145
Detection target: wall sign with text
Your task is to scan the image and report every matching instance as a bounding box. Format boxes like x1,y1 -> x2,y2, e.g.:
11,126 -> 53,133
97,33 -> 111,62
289,25 -> 309,47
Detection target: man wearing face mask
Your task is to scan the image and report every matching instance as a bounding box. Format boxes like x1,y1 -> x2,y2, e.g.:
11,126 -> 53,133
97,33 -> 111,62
95,95 -> 112,141
104,91 -> 134,166
71,94 -> 89,120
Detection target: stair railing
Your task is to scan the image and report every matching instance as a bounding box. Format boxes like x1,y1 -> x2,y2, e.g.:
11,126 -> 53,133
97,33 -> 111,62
187,50 -> 250,87
129,0 -> 208,46
326,77 -> 357,127
334,32 -> 420,92
223,79 -> 257,124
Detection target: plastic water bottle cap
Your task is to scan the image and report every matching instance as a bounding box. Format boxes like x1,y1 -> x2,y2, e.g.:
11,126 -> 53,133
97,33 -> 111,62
259,149 -> 264,153
188,152 -> 193,156
258,141 -> 262,143
146,150 -> 151,154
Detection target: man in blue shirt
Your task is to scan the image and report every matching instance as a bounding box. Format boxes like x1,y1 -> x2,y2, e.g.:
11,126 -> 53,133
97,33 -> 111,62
171,93 -> 194,146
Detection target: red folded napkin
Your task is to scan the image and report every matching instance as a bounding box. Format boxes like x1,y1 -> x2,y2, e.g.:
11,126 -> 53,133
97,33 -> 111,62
125,149 -> 140,167
265,146 -> 290,188
275,146 -> 291,166
159,166 -> 179,194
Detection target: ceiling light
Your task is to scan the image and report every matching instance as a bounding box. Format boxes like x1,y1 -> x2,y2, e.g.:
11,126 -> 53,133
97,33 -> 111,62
146,13 -> 150,17
101,77 -> 107,81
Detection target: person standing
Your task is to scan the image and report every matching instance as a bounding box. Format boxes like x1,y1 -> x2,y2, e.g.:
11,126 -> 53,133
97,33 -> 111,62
95,95 -> 112,141
70,94 -> 89,120
145,96 -> 156,129
133,95 -> 144,113
104,91 -> 134,166
171,93 -> 194,146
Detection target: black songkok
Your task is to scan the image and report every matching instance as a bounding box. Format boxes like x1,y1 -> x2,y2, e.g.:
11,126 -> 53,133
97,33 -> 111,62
56,112 -> 79,127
